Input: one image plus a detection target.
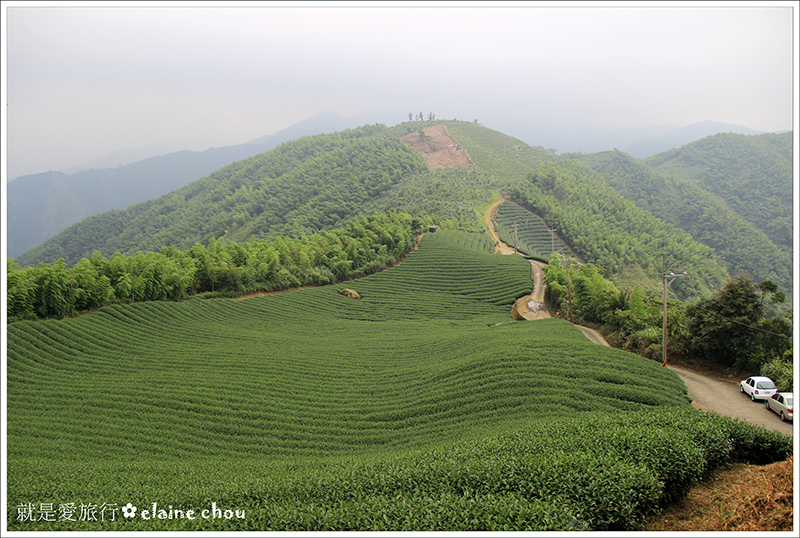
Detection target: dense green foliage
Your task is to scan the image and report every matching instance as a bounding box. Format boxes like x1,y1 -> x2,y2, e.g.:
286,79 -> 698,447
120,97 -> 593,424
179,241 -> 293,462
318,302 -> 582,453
362,168 -> 503,233
685,276 -> 791,371
542,253 -> 682,359
567,148 -> 793,298
760,348 -> 794,392
7,142 -> 272,258
8,409 -> 789,531
645,132 -> 793,253
15,121 -> 556,269
509,161 -> 729,299
543,252 -> 792,384
7,212 -> 418,321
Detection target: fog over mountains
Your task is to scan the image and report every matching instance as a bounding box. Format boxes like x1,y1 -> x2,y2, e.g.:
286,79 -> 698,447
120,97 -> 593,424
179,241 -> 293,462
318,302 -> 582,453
6,113 -> 769,260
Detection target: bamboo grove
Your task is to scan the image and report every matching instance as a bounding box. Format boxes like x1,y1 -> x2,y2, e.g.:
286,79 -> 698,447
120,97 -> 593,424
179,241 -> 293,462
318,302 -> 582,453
7,212 -> 421,321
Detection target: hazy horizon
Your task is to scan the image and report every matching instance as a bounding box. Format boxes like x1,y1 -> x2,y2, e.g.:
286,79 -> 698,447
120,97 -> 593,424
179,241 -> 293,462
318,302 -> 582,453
3,1 -> 797,180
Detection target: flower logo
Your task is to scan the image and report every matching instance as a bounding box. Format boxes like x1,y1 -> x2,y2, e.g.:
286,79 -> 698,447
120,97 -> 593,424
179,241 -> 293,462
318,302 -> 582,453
122,503 -> 137,518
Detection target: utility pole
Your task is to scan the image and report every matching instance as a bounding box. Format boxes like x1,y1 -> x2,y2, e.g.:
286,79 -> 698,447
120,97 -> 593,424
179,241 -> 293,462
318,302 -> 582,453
563,257 -> 581,324
547,226 -> 557,254
512,222 -> 519,255
662,269 -> 688,367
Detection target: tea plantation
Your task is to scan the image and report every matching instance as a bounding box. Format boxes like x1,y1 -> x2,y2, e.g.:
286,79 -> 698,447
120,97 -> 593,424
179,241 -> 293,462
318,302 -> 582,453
6,231 -> 791,531
492,200 -> 572,259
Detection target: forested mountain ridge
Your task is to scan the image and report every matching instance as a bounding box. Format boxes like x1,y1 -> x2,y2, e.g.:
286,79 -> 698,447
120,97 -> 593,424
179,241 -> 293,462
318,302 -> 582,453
7,149 -> 245,258
15,122 -> 553,268
644,131 -> 793,253
565,146 -> 793,297
7,112 -> 363,259
508,160 -> 730,299
11,122 -> 791,305
15,125 -> 427,266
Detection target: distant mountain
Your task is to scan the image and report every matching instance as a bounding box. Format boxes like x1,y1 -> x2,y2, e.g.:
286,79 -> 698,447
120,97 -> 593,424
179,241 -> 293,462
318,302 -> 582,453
7,112 -> 363,258
490,119 -> 763,158
60,141 -> 194,175
489,121 -> 677,155
622,121 -> 761,158
645,131 -> 793,253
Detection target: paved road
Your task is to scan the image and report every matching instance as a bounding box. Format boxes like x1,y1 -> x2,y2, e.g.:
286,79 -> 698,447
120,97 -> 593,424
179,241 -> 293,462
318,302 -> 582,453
667,364 -> 794,437
577,326 -> 793,437
577,325 -> 610,347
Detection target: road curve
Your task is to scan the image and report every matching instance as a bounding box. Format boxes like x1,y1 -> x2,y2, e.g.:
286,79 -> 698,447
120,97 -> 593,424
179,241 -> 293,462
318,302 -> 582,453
667,364 -> 794,437
577,327 -> 793,437
576,325 -> 610,347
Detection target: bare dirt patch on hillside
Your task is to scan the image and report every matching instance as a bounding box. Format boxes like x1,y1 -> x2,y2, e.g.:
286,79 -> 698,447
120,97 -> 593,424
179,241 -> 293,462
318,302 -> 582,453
401,124 -> 478,170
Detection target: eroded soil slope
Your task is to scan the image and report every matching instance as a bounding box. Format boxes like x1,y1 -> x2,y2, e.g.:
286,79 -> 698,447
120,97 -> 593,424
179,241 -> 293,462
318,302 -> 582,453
401,124 -> 478,170
641,455 -> 794,532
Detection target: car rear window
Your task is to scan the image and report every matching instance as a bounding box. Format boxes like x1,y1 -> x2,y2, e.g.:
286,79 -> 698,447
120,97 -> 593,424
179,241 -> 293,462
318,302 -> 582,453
786,398 -> 793,406
757,381 -> 776,389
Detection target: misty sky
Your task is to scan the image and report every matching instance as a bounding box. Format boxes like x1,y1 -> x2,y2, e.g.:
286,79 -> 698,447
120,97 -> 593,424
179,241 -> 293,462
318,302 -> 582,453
2,1 -> 796,180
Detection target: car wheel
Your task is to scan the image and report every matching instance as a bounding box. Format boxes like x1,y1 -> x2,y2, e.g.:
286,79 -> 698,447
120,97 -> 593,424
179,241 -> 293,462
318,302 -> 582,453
751,392 -> 756,401
766,400 -> 771,409
780,411 -> 786,422
740,385 -> 744,393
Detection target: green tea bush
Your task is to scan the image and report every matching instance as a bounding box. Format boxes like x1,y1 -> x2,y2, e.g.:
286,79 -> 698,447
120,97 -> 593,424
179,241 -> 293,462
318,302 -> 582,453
706,414 -> 794,464
8,405 -> 791,531
206,407 -> 788,532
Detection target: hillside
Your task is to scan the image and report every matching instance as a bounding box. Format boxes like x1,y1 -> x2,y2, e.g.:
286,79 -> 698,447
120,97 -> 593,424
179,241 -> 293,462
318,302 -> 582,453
566,148 -> 793,298
7,230 -> 791,531
12,123 -> 791,305
8,150 -> 250,258
7,112 -> 363,259
508,160 -> 730,298
622,121 -> 761,158
14,122 -> 553,268
14,125 -> 426,266
645,131 -> 793,253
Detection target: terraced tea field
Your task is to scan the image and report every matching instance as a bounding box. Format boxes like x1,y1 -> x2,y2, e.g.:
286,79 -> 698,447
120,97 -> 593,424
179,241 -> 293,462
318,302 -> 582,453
492,200 -> 572,259
6,230 -> 790,531
445,122 -> 553,181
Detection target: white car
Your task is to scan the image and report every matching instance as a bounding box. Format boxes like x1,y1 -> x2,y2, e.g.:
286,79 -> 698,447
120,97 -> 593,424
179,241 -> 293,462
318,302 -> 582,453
740,376 -> 777,401
765,392 -> 793,422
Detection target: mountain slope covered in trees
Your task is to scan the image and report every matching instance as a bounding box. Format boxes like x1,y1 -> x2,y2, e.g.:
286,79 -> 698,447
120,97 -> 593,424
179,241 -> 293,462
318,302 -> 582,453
16,122 -> 553,268
508,160 -> 730,299
12,122 -> 792,306
644,132 -> 793,253
7,112 -> 362,259
565,147 -> 792,297
16,125 -> 426,266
